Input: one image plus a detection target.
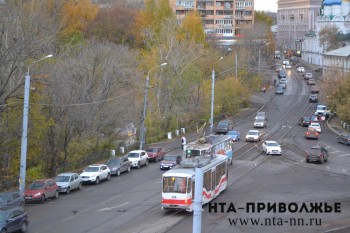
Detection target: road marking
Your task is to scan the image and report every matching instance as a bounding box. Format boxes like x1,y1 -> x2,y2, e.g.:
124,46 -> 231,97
97,202 -> 129,212
342,169 -> 347,173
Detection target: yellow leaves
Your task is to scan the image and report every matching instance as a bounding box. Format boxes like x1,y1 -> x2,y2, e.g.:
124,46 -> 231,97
177,11 -> 206,44
60,0 -> 98,39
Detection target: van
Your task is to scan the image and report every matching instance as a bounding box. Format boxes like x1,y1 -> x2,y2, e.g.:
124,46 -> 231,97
255,112 -> 267,121
216,119 -> 233,134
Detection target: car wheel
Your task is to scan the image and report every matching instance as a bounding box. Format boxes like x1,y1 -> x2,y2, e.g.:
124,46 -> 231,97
66,187 -> 70,194
40,195 -> 45,203
306,159 -> 310,163
20,221 -> 28,233
78,182 -> 82,190
116,169 -> 121,176
145,159 -> 149,166
137,162 -> 140,169
54,190 -> 59,199
107,173 -> 111,181
127,166 -> 131,172
95,177 -> 100,185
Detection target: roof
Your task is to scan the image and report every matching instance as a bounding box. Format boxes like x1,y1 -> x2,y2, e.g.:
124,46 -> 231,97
323,46 -> 350,57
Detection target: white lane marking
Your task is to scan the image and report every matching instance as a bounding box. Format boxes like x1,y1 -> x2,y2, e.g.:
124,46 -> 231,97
97,202 -> 129,212
340,154 -> 350,157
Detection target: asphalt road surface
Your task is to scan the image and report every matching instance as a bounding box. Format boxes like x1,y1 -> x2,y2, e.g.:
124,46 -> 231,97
25,67 -> 350,233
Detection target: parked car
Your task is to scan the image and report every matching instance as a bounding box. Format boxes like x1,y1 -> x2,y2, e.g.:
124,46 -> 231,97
285,63 -> 292,69
24,179 -> 59,203
309,94 -> 318,103
146,147 -> 166,162
106,157 -> 131,175
311,86 -> 320,94
298,117 -> 311,127
310,115 -> 319,122
307,78 -> 316,85
275,86 -> 284,95
0,207 -> 28,233
0,192 -> 24,210
305,128 -> 319,140
309,122 -> 321,133
54,172 -> 82,194
216,119 -> 233,134
304,72 -> 313,80
127,150 -> 149,168
254,118 -> 266,128
262,141 -> 282,155
245,130 -> 261,142
297,66 -> 305,72
160,154 -> 182,170
80,164 -> 111,184
227,130 -> 240,141
305,146 -> 329,164
337,133 -> 350,146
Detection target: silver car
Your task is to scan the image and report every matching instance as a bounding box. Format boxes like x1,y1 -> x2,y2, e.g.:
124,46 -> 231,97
54,173 -> 82,194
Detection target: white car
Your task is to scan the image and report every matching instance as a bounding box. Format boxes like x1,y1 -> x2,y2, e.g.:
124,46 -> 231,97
262,141 -> 282,155
254,118 -> 266,128
127,150 -> 149,168
297,66 -> 305,72
80,164 -> 111,184
309,122 -> 321,133
285,63 -> 292,69
245,130 -> 261,142
54,172 -> 82,194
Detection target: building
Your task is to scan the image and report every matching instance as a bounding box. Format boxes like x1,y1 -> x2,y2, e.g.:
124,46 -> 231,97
323,46 -> 350,77
302,0 -> 350,66
277,0 -> 323,50
169,0 -> 254,43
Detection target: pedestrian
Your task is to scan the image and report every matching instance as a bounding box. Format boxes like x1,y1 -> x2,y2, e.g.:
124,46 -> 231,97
181,136 -> 186,150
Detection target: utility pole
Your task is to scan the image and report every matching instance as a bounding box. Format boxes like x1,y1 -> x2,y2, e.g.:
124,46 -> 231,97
192,167 -> 204,233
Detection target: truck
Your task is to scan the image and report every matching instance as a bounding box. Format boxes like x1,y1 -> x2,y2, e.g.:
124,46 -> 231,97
314,104 -> 331,119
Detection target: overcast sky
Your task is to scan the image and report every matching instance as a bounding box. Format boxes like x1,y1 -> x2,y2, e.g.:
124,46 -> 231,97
255,0 -> 278,13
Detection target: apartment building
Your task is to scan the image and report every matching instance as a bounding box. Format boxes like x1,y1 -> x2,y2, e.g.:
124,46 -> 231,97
169,0 -> 254,40
277,0 -> 323,50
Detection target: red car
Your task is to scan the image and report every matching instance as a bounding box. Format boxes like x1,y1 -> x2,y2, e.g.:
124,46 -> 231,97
24,179 -> 59,203
146,147 -> 165,162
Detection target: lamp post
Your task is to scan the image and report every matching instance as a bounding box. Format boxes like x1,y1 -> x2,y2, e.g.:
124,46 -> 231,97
19,54 -> 53,197
139,62 -> 167,150
258,42 -> 270,76
210,48 -> 231,133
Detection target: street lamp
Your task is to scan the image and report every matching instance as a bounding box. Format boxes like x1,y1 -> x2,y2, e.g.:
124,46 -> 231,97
210,48 -> 231,133
258,42 -> 270,76
19,54 -> 53,197
139,62 -> 167,150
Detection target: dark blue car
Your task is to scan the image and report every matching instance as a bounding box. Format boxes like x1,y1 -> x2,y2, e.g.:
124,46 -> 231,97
0,207 -> 28,233
227,130 -> 240,142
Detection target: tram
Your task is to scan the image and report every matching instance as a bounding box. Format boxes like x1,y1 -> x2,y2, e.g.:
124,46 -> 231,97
185,135 -> 233,165
161,154 -> 228,212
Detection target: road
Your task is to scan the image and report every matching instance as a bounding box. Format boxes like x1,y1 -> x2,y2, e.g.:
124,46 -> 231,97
25,67 -> 350,233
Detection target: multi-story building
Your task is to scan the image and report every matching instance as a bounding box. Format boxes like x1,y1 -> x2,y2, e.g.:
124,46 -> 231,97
169,0 -> 254,40
277,0 -> 323,50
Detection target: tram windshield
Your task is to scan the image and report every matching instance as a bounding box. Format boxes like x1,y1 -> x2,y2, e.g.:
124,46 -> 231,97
163,176 -> 191,194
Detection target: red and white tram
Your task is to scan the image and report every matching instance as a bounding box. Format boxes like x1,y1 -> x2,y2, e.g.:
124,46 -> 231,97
161,154 -> 228,212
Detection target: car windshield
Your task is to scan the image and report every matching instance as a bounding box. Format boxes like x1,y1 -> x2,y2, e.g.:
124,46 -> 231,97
266,142 -> 279,147
128,152 -> 140,158
228,131 -> 238,135
311,123 -> 320,127
218,123 -> 228,127
164,156 -> 177,161
55,176 -> 70,182
255,119 -> 264,123
85,167 -> 99,172
248,131 -> 258,135
146,148 -> 158,153
0,194 -> 8,204
303,117 -> 310,121
107,159 -> 120,165
316,106 -> 326,111
28,182 -> 45,190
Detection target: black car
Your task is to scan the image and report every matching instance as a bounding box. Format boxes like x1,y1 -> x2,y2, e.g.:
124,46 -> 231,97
216,119 -> 233,134
0,192 -> 24,210
106,157 -> 131,176
298,117 -> 311,127
337,134 -> 350,146
309,94 -> 318,103
278,70 -> 286,79
0,207 -> 28,233
160,155 -> 182,170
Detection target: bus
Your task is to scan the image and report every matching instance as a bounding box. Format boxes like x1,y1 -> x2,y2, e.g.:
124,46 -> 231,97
161,154 -> 228,212
185,135 -> 233,165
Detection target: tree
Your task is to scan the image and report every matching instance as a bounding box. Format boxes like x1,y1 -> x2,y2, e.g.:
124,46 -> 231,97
319,25 -> 342,52
177,11 -> 206,44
